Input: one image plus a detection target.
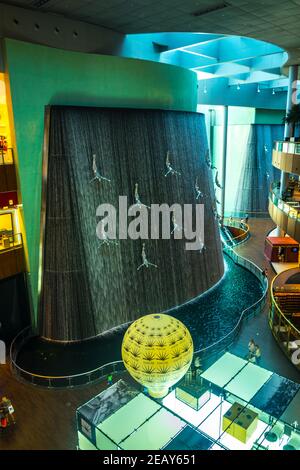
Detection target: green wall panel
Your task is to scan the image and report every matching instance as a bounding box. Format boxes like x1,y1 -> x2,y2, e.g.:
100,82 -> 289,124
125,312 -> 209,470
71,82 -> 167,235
255,108 -> 285,125
3,39 -> 197,320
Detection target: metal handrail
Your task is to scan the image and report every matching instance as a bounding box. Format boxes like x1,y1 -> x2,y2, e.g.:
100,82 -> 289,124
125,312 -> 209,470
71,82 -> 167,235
0,147 -> 14,165
274,140 -> 300,155
194,243 -> 268,359
0,232 -> 23,253
10,329 -> 125,387
269,181 -> 300,220
225,220 -> 250,244
10,240 -> 268,388
269,271 -> 300,370
270,272 -> 300,336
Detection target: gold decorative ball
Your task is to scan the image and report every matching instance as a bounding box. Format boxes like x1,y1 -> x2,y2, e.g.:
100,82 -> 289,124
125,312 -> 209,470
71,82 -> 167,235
121,313 -> 194,398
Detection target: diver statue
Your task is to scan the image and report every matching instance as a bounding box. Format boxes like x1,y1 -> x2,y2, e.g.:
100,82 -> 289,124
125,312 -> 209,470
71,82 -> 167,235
90,154 -> 111,183
133,183 -> 150,209
195,178 -> 204,200
164,151 -> 181,177
198,238 -> 206,254
205,149 -> 217,170
137,243 -> 158,271
213,207 -> 222,223
171,213 -> 182,234
215,171 -> 223,189
98,224 -> 118,247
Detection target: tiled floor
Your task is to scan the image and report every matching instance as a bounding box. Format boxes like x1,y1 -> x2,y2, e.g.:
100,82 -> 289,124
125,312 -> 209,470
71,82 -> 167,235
1,217 -> 299,450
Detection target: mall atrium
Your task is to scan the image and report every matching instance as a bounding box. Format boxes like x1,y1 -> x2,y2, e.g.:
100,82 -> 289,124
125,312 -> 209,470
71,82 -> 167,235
0,0 -> 300,453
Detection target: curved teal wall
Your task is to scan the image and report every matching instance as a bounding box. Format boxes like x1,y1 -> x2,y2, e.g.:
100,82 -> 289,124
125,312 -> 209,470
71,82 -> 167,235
3,38 -> 197,318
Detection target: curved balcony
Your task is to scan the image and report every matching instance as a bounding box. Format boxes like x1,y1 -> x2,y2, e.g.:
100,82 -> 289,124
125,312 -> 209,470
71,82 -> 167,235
268,182 -> 300,241
273,141 -> 300,175
224,219 -> 250,245
269,268 -> 300,371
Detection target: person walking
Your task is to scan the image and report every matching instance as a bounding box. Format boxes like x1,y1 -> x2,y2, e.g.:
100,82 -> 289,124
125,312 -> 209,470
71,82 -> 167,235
247,339 -> 256,361
254,345 -> 261,365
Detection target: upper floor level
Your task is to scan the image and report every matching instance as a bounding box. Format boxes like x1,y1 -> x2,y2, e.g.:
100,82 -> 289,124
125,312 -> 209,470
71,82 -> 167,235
273,140 -> 300,176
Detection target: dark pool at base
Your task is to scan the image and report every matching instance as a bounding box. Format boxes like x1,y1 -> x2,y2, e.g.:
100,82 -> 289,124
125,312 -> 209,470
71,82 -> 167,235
16,254 -> 263,376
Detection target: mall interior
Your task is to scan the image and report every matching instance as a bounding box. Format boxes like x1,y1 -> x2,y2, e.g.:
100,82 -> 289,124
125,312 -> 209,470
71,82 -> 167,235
1,0 -> 300,452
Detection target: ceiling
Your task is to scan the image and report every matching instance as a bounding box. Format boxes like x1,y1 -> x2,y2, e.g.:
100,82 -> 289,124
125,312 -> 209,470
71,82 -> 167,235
123,32 -> 289,92
1,0 -> 300,57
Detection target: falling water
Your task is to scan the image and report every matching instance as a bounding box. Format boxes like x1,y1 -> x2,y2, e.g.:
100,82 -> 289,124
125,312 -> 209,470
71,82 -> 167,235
39,106 -> 224,341
234,124 -> 282,217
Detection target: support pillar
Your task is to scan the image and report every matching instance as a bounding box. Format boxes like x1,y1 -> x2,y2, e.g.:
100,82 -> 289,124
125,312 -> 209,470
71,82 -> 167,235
280,65 -> 298,197
221,106 -> 228,224
208,108 -> 215,166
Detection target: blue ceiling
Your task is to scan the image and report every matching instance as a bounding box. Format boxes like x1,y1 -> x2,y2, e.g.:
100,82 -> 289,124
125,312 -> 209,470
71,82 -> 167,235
120,33 -> 290,108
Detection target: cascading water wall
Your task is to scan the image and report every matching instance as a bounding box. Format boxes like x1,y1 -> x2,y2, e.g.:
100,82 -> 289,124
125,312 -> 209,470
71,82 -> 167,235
39,106 -> 224,342
234,124 -> 282,217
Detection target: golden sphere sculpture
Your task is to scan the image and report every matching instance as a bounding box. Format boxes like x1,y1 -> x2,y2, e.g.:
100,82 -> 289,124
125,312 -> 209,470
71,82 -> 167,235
121,313 -> 194,398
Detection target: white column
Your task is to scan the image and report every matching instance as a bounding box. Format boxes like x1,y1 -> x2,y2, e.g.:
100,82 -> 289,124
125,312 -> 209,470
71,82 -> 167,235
280,65 -> 298,196
221,106 -> 228,224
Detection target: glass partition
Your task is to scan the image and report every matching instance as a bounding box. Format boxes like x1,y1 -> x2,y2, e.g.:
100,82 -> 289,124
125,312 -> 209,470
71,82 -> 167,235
275,140 -> 300,155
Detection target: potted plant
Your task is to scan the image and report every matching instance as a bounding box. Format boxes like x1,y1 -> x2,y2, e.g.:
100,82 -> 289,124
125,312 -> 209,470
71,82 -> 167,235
283,104 -> 300,142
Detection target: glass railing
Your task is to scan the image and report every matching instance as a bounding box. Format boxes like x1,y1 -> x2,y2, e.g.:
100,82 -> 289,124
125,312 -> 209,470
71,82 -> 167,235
0,232 -> 23,252
269,275 -> 300,371
10,238 -> 268,389
224,219 -> 250,245
10,327 -> 127,388
269,181 -> 300,221
274,140 -> 300,155
193,243 -> 268,364
0,148 -> 14,165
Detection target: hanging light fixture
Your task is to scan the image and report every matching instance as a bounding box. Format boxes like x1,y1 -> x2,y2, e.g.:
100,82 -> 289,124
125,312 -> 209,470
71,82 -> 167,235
272,88 -> 275,95
204,82 -> 207,94
257,84 -> 261,93
122,313 -> 194,398
237,84 -> 240,90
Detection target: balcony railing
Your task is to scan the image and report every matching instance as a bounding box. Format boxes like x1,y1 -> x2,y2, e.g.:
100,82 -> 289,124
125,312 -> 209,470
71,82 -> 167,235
269,271 -> 300,371
273,141 -> 300,174
274,140 -> 300,155
0,148 -> 14,165
10,239 -> 268,389
268,182 -> 300,241
0,232 -> 23,252
225,219 -> 250,245
269,182 -> 300,218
